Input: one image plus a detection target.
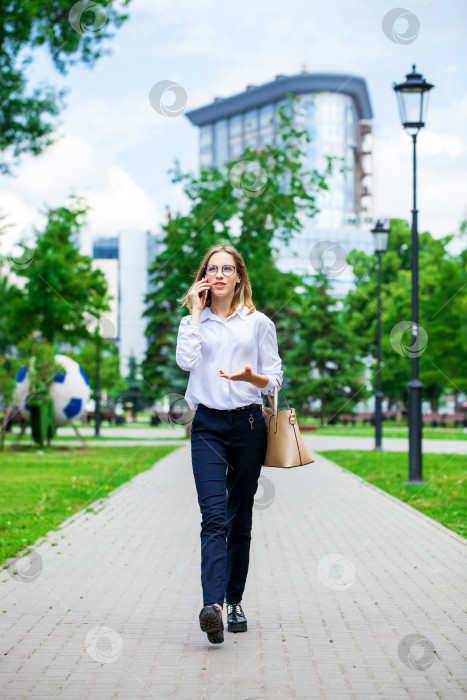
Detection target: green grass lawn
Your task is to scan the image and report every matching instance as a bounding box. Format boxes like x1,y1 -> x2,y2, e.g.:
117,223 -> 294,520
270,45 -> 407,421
0,445 -> 181,569
298,422 -> 466,440
3,434 -> 182,442
319,450 -> 467,539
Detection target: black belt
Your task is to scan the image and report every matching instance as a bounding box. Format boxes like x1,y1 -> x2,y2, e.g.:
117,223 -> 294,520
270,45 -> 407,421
232,403 -> 262,411
198,403 -> 261,412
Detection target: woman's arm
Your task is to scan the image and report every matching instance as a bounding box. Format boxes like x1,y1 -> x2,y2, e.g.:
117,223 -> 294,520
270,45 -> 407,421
248,372 -> 270,390
257,316 -> 283,394
176,316 -> 202,371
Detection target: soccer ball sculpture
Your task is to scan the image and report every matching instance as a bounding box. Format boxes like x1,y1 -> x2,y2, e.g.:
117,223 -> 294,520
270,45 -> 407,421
14,354 -> 91,427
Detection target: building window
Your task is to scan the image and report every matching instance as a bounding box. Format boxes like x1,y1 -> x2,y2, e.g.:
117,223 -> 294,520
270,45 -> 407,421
259,104 -> 275,147
200,124 -> 213,169
213,119 -> 229,167
229,114 -> 243,159
244,108 -> 258,150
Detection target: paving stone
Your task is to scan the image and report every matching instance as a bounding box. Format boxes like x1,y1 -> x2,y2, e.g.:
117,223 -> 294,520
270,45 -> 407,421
0,446 -> 465,699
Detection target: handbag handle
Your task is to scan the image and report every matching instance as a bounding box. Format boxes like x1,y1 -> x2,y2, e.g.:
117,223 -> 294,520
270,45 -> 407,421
265,378 -> 291,432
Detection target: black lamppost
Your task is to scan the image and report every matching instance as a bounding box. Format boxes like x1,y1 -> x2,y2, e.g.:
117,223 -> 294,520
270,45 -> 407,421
371,220 -> 390,451
94,326 -> 102,437
393,65 -> 434,484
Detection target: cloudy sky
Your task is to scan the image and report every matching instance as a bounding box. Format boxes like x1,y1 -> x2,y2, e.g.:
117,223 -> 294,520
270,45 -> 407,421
1,0 -> 466,257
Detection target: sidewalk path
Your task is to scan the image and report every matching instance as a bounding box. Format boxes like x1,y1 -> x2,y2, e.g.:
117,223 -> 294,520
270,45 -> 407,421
0,445 -> 465,699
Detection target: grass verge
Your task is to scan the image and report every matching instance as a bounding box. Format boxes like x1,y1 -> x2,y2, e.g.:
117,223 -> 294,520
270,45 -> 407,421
318,450 -> 466,539
0,445 -> 181,568
299,424 -> 466,440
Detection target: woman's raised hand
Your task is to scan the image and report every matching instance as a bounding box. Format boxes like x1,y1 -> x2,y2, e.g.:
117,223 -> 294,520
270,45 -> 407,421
189,275 -> 211,312
219,366 -> 254,383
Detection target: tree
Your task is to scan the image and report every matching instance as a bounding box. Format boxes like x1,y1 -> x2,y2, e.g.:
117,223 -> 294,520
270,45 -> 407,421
343,218 -> 467,414
0,354 -> 20,451
0,0 -> 132,174
142,94 -> 341,406
116,354 -> 146,418
11,198 -> 110,345
287,274 -> 369,425
71,338 -> 124,402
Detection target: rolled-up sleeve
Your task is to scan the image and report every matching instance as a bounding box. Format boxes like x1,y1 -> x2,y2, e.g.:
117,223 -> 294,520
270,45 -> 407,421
257,317 -> 283,395
176,317 -> 202,371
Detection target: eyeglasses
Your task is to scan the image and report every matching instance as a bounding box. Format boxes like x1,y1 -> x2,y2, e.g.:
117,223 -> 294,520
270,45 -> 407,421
205,264 -> 236,276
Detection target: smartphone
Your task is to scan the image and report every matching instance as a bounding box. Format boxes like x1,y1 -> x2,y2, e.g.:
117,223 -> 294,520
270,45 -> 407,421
200,276 -> 209,308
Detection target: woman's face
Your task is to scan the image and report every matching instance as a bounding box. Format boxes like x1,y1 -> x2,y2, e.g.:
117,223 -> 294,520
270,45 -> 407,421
205,252 -> 241,299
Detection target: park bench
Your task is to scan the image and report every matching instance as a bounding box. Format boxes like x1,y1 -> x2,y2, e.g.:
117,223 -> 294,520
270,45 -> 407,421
356,412 -> 375,424
423,412 -> 444,427
338,414 -> 358,425
1,407 -> 28,432
438,412 -> 467,428
86,408 -> 116,425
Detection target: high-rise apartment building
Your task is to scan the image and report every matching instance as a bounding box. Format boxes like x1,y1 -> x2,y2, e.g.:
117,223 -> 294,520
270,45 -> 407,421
186,71 -> 375,297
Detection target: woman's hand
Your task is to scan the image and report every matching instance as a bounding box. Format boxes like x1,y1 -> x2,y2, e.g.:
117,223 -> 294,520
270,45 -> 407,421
220,366 -> 270,389
219,365 -> 254,383
188,275 -> 211,312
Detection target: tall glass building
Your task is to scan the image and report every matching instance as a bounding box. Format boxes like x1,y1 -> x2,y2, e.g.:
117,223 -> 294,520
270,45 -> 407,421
186,71 -> 375,298
91,231 -> 164,377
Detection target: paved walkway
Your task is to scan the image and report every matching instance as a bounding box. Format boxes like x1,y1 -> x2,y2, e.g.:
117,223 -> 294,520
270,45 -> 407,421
0,445 -> 465,699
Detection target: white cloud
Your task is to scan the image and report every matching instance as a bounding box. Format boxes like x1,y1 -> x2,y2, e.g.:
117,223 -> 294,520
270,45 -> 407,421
0,135 -> 161,252
374,127 -> 467,238
83,165 -> 160,236
420,132 -> 467,158
0,193 -> 41,253
10,134 -> 106,202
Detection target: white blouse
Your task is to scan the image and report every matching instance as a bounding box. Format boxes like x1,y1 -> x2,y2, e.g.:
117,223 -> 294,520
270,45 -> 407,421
176,304 -> 283,410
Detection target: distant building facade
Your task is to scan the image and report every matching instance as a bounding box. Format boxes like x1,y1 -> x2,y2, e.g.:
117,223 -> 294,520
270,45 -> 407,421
91,231 -> 163,377
186,71 -> 375,298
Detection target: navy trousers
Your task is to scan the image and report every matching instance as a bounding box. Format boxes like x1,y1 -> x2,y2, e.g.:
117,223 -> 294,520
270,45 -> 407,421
190,402 -> 268,606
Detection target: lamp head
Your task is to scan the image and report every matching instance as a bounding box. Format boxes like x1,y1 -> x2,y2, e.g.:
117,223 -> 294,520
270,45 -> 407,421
393,64 -> 434,134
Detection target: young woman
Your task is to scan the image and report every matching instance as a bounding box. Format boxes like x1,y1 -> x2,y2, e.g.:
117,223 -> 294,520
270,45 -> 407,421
176,242 -> 283,644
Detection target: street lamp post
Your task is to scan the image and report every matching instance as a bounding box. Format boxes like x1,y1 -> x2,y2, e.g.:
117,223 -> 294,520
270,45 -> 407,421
94,328 -> 102,438
393,65 -> 434,484
371,220 -> 390,451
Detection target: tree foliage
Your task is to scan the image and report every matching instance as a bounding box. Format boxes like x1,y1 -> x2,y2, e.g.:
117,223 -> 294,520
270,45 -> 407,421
343,218 -> 467,411
287,274 -> 370,424
6,198 -> 110,346
0,0 -> 132,173
70,337 -> 124,402
142,94 -> 356,420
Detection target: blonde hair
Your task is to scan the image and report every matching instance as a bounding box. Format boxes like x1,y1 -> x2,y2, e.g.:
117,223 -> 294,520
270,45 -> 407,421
177,240 -> 256,319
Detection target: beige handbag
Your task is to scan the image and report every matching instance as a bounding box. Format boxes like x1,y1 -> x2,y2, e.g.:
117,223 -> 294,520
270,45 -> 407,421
261,380 -> 315,468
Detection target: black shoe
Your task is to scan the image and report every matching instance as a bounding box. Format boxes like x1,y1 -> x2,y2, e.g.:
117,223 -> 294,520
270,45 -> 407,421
226,602 -> 247,633
199,604 -> 224,644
